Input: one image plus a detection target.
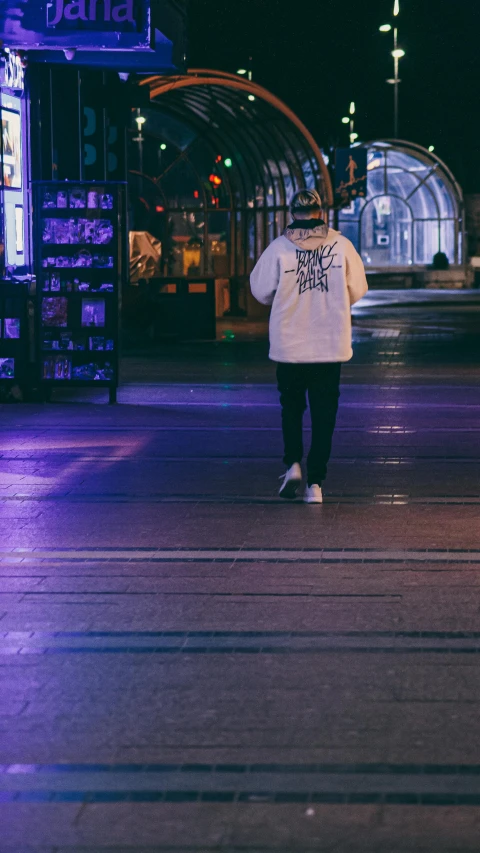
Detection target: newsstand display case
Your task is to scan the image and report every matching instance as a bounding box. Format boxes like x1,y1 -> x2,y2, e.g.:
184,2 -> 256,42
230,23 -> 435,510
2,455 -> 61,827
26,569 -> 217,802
34,181 -> 125,403
0,279 -> 29,392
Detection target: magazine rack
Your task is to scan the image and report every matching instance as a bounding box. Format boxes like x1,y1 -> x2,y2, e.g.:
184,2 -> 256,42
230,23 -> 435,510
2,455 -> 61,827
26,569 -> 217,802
0,279 -> 30,392
34,181 -> 125,403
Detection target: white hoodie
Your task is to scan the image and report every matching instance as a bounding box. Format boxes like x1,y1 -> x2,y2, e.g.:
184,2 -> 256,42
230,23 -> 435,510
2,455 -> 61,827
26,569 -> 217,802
250,221 -> 368,363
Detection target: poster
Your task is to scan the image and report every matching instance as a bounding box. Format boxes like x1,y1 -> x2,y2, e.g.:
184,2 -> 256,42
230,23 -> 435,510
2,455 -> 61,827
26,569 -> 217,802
335,147 -> 367,208
2,110 -> 22,189
81,298 -> 105,327
42,297 -> 68,327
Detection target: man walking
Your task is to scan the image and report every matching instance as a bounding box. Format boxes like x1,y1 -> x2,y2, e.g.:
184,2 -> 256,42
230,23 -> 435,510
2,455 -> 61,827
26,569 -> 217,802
250,188 -> 368,503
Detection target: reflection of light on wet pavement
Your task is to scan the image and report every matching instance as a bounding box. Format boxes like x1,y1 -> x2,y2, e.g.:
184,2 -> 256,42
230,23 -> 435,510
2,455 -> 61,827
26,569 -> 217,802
1,294 -> 480,848
0,433 -> 150,491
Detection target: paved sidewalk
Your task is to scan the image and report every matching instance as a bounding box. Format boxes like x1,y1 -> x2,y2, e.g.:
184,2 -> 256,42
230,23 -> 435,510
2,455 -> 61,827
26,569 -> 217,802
1,304 -> 480,851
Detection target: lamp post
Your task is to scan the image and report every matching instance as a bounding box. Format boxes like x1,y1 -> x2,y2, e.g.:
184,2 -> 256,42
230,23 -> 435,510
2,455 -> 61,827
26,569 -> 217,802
133,109 -> 146,174
349,101 -> 356,145
380,0 -> 405,138
341,102 -> 358,146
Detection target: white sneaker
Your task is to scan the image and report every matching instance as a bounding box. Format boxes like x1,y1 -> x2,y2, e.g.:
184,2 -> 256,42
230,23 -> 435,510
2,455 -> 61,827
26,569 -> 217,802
304,484 -> 323,504
278,463 -> 302,499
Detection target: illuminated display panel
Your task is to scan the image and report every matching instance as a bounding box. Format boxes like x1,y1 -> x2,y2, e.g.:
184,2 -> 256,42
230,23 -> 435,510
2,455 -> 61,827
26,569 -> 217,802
2,108 -> 22,189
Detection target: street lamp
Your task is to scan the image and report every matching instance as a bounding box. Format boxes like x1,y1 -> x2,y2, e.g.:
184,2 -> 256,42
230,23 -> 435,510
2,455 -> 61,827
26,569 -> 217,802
341,102 -> 358,145
349,101 -> 356,145
380,0 -> 405,138
237,57 -> 253,81
133,109 -> 146,173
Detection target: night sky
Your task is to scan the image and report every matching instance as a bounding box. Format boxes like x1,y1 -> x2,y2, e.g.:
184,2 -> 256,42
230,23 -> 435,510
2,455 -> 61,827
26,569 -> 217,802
189,0 -> 479,193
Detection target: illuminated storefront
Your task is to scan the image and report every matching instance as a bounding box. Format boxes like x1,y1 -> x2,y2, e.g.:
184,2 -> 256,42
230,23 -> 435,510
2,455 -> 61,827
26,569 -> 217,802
338,141 -> 464,271
1,49 -> 29,275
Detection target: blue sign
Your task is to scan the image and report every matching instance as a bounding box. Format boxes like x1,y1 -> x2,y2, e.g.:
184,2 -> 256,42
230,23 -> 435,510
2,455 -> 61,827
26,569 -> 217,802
0,0 -> 151,50
335,147 -> 367,208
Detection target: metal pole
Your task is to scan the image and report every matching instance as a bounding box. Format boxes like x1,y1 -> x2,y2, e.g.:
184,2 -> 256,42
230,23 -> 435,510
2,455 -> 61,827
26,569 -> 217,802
349,101 -> 355,146
134,108 -> 144,175
394,27 -> 399,137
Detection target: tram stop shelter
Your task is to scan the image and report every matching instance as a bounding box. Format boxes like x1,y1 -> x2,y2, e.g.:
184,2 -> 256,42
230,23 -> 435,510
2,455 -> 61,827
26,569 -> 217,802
337,140 -> 466,289
126,69 -> 332,332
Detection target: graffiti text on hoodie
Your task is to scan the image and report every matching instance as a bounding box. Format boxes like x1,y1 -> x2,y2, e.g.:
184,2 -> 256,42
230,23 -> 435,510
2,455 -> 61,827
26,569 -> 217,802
296,242 -> 338,295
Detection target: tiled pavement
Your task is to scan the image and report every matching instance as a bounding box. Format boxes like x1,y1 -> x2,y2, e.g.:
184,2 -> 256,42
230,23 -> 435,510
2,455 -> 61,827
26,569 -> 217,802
1,300 -> 480,851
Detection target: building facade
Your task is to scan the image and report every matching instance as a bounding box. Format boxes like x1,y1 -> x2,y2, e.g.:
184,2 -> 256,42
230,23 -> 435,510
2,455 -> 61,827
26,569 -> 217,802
0,0 -> 187,391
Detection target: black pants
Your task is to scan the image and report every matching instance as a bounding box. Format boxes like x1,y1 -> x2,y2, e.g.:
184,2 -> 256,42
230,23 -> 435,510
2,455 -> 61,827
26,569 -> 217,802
276,362 -> 341,486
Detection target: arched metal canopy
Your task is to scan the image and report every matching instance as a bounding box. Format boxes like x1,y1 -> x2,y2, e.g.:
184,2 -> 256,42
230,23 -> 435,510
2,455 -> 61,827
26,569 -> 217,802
140,69 -> 333,207
129,71 -> 331,280
338,140 -> 464,268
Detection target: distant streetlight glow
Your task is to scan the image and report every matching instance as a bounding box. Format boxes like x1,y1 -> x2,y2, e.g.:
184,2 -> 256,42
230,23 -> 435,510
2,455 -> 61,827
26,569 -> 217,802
160,143 -> 167,150
428,145 -> 435,153
237,68 -> 247,75
380,0 -> 403,136
224,158 -> 233,167
134,110 -> 146,172
345,102 -> 357,144
248,94 -> 256,101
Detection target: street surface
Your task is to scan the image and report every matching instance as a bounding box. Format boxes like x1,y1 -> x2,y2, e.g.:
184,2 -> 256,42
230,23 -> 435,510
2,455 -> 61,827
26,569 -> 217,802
1,294 -> 480,851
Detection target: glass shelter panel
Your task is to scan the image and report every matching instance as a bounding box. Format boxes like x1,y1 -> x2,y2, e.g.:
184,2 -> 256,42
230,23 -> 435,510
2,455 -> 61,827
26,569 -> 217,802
207,211 -> 230,276
361,196 -> 413,267
427,172 -> 456,219
166,211 -> 206,276
404,182 -> 439,220
414,220 -> 440,265
440,219 -> 456,263
159,160 -> 204,210
343,142 -> 463,269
